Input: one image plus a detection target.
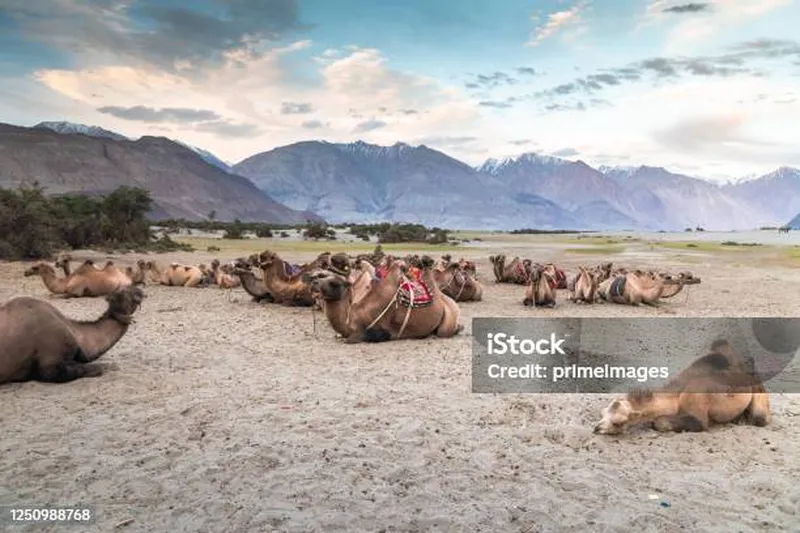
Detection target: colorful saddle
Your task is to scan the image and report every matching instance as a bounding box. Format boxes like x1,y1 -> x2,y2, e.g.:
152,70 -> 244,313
398,276 -> 432,307
610,276 -> 626,298
285,263 -> 301,277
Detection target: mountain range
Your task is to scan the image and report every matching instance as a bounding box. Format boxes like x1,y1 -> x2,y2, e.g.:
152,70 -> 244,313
0,122 -> 319,224
3,120 -> 800,230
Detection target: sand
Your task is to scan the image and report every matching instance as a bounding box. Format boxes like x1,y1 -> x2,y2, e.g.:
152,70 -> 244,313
1,241 -> 798,533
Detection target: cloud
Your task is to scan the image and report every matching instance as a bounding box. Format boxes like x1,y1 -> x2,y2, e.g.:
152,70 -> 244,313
301,119 -> 328,129
509,139 -> 537,146
516,67 -> 540,76
545,102 -> 587,112
3,0 -> 308,72
663,3 -> 711,13
479,100 -> 513,109
415,135 -> 479,148
551,148 -> 580,157
464,71 -> 518,90
354,119 -> 388,132
526,1 -> 589,47
533,38 -> 800,105
193,121 -> 263,138
97,105 -> 220,123
281,102 -> 314,114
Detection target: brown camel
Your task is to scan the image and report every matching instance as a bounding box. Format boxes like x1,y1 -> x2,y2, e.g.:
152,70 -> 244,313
489,255 -> 529,284
257,251 -> 316,306
0,286 -> 144,384
144,261 -> 205,287
595,270 -> 683,306
567,266 -> 597,303
594,339 -> 770,435
305,256 -> 462,343
542,263 -> 567,289
523,263 -> 556,308
434,262 -> 483,302
25,261 -> 132,298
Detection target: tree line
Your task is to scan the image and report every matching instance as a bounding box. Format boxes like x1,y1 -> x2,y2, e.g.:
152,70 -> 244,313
0,184 -> 190,260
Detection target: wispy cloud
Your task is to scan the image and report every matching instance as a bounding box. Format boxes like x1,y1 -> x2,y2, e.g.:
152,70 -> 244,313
97,105 -> 220,123
526,1 -> 589,47
280,102 -> 314,114
353,118 -> 388,132
663,3 -> 712,13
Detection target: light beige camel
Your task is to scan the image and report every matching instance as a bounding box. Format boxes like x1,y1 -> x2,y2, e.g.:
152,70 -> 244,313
595,270 -> 683,306
25,261 -> 132,298
567,266 -> 597,303
489,255 -> 529,284
594,339 -> 770,434
210,259 -> 241,289
144,261 -> 205,287
0,286 -> 144,384
523,263 -> 556,308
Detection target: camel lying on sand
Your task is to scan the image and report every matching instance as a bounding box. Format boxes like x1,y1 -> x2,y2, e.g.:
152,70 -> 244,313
257,251 -> 317,306
434,260 -> 483,302
25,260 -> 133,298
304,256 -> 463,343
144,261 -> 205,287
523,263 -> 556,308
594,339 -> 770,435
567,266 -> 597,303
489,255 -> 529,284
209,259 -> 240,289
0,286 -> 144,384
232,259 -> 274,303
595,270 -> 685,306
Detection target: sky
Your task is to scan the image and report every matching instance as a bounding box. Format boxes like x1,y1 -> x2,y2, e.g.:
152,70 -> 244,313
1,0 -> 799,180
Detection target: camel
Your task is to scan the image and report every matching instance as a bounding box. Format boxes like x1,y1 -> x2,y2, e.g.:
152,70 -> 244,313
305,256 -> 463,343
542,263 -> 567,290
144,261 -> 205,287
209,259 -> 240,289
434,262 -> 483,302
25,261 -> 132,298
55,254 -> 137,286
593,339 -> 770,435
124,260 -> 147,285
523,263 -> 556,308
231,260 -> 274,303
595,270 -> 683,306
257,251 -> 316,306
489,255 -> 529,284
567,266 -> 597,303
0,286 -> 144,384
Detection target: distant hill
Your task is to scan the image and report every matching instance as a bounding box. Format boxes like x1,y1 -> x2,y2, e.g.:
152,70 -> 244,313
233,141 -> 581,230
0,123 -> 321,224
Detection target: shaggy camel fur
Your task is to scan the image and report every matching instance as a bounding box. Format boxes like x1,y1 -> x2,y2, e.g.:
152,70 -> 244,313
434,262 -> 483,302
523,263 -> 556,308
489,255 -> 529,284
305,256 -> 462,343
144,261 -> 205,287
594,340 -> 770,434
257,251 -> 316,306
25,261 -> 132,298
0,286 -> 144,384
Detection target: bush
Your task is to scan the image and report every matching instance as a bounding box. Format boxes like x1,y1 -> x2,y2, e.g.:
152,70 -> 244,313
0,184 -> 190,260
223,219 -> 245,239
303,222 -> 330,240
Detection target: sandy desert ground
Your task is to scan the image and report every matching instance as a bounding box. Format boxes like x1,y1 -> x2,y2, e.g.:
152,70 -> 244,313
1,234 -> 799,533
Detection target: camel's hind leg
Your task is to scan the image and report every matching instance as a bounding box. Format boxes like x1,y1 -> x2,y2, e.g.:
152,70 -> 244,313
744,385 -> 771,427
436,300 -> 463,338
653,393 -> 710,432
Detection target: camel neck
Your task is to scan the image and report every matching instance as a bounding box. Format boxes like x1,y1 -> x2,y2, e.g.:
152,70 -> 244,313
68,314 -> 129,361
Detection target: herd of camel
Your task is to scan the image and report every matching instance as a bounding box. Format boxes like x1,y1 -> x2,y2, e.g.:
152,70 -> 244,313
1,246 -> 773,435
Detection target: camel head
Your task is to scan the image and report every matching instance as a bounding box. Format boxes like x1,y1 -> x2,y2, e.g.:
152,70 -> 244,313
24,262 -> 51,277
136,259 -> 147,270
593,396 -> 641,435
258,250 -> 278,268
327,253 -> 351,276
302,270 -> 350,301
677,271 -> 701,285
54,253 -> 73,269
210,259 -> 221,271
104,286 -> 145,325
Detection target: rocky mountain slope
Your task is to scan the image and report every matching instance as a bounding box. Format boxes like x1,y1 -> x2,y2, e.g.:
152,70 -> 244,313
0,123 -> 320,224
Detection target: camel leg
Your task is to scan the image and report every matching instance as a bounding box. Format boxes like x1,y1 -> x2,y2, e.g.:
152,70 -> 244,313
653,394 -> 710,432
436,302 -> 463,338
745,385 -> 771,427
37,361 -> 103,382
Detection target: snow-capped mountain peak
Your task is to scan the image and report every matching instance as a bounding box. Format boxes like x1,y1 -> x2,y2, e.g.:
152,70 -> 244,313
34,121 -> 128,141
477,152 -> 569,175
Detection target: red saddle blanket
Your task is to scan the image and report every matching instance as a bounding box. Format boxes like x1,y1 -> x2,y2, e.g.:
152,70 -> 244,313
514,262 -> 527,278
376,265 -> 389,280
398,276 -> 432,307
